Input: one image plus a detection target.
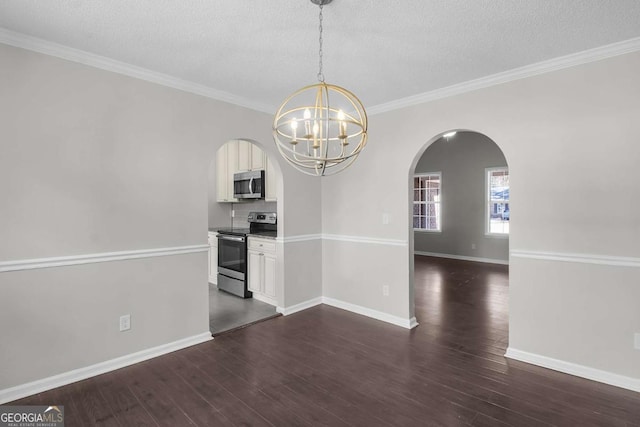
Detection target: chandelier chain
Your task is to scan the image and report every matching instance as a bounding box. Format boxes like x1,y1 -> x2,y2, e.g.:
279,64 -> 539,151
317,4 -> 324,82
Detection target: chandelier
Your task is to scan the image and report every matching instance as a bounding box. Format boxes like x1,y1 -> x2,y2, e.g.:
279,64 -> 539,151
273,0 -> 368,176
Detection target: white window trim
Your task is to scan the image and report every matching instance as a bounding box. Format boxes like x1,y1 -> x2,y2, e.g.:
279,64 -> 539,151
413,172 -> 442,233
485,166 -> 509,237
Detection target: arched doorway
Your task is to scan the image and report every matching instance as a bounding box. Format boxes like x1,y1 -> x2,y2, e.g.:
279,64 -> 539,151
408,130 -> 510,343
207,138 -> 284,335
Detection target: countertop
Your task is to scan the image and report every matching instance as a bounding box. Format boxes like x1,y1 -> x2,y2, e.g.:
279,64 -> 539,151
208,228 -> 277,240
248,231 -> 277,239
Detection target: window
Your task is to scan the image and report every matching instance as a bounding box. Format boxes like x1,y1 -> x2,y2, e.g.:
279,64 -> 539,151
487,167 -> 509,235
413,173 -> 441,231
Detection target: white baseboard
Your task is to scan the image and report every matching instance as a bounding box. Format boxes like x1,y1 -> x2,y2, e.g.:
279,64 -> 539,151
276,297 -> 323,316
322,297 -> 418,330
505,347 -> 640,393
252,292 -> 277,307
0,331 -> 213,404
276,296 -> 419,330
409,317 -> 420,329
415,251 -> 509,265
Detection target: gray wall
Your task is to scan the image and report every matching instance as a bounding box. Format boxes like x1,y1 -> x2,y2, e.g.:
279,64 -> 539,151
322,50 -> 640,383
207,157 -> 232,228
414,131 -> 508,262
2,39 -> 639,394
0,42 -> 323,392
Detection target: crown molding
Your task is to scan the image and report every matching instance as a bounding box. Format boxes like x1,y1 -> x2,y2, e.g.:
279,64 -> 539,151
2,27 -> 639,117
0,28 -> 274,114
367,36 -> 640,115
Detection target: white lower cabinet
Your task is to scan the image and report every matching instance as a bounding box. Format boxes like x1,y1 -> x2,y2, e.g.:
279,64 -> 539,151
263,253 -> 276,297
247,237 -> 277,305
208,232 -> 217,285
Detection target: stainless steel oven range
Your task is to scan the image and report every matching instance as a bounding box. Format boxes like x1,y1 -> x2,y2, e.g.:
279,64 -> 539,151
216,211 -> 277,298
217,228 -> 251,298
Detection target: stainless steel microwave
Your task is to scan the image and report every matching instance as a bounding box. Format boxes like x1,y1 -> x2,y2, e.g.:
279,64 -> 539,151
233,170 -> 265,199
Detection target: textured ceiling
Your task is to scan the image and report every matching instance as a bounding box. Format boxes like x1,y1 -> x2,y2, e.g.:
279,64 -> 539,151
1,0 -> 640,112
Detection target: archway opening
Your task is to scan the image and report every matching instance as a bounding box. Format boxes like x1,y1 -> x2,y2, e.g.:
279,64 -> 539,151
409,130 -> 510,346
206,138 -> 284,335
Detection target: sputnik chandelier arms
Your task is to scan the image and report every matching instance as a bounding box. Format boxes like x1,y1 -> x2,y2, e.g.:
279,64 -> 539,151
273,0 -> 368,176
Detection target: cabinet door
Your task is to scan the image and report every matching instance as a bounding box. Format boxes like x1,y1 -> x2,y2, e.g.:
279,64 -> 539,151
264,253 -> 276,297
250,144 -> 265,170
209,239 -> 218,285
237,140 -> 251,171
216,144 -> 228,202
247,250 -> 263,292
217,142 -> 240,203
227,141 -> 239,202
265,156 -> 277,201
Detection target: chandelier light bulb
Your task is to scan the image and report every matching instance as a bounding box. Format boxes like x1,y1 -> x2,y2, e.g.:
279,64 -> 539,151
337,109 -> 347,140
290,118 -> 298,144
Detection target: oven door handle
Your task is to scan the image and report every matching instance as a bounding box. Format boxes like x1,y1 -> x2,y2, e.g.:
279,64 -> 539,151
217,235 -> 245,242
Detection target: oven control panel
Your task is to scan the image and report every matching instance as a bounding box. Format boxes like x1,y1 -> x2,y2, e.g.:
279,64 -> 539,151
247,212 -> 277,224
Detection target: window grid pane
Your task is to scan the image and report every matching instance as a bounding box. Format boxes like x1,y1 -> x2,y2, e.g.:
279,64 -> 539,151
488,168 -> 509,235
413,173 -> 441,231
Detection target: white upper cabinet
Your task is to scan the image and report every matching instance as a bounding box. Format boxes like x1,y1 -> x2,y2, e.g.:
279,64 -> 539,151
237,140 -> 265,172
216,140 -> 277,202
250,143 -> 266,170
216,140 -> 239,203
265,156 -> 277,202
237,140 -> 251,171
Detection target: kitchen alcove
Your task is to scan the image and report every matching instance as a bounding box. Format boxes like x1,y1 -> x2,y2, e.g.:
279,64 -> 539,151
206,139 -> 283,335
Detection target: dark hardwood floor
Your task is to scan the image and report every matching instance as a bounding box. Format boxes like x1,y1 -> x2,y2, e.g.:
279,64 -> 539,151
10,256 -> 640,426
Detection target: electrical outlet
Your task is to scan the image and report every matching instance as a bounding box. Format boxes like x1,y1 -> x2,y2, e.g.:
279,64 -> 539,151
231,209 -> 235,218
382,285 -> 390,296
382,213 -> 389,225
119,314 -> 131,332
471,243 -> 476,250
634,333 -> 640,350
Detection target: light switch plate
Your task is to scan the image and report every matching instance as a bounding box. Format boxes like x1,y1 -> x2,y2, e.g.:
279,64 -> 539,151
634,333 -> 640,350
